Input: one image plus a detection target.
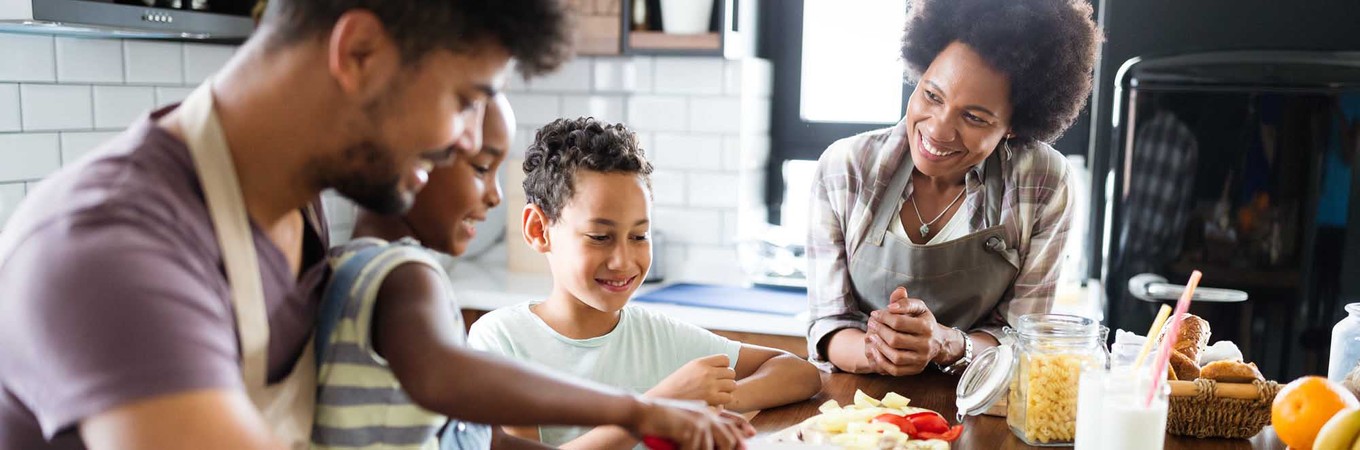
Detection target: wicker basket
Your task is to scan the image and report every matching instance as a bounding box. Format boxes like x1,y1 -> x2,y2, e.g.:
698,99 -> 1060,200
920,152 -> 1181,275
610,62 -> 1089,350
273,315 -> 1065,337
1167,379 -> 1280,439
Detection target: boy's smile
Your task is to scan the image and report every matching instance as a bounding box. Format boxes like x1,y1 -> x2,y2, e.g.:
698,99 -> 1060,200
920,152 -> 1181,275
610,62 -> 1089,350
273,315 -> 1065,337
544,171 -> 653,316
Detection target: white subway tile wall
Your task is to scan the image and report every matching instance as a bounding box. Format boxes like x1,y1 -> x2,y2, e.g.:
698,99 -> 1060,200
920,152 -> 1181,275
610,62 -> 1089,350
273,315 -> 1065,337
124,41 -> 184,85
0,34 -> 55,82
652,133 -> 723,171
655,207 -> 724,246
592,57 -> 648,92
56,37 -> 124,83
0,183 -> 24,227
560,95 -> 626,124
507,93 -> 562,127
653,58 -> 724,95
20,84 -> 92,131
0,32 -> 775,286
523,59 -> 593,93
0,133 -> 60,182
503,55 -> 772,284
688,97 -> 742,133
60,131 -> 120,164
93,86 -> 155,129
155,86 -> 195,105
687,172 -> 740,208
626,95 -> 687,131
650,170 -> 687,206
0,84 -> 18,132
0,32 -> 238,231
183,44 -> 235,83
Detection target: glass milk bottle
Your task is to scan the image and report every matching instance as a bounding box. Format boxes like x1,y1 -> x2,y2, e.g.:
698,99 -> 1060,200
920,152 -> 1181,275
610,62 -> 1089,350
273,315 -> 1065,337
956,314 -> 1109,446
1329,303 -> 1360,382
1075,359 -> 1171,450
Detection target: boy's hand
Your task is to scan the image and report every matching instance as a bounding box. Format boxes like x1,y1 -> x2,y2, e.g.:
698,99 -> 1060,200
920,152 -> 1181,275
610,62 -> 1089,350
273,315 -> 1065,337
647,354 -> 737,407
629,397 -> 753,450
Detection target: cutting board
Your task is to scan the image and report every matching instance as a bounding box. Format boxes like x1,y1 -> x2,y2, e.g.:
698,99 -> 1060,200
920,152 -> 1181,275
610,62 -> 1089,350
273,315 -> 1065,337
634,283 -> 806,316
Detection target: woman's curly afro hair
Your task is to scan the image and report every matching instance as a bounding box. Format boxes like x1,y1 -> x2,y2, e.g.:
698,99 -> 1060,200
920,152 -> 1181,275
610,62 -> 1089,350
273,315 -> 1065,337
522,117 -> 653,222
902,0 -> 1101,143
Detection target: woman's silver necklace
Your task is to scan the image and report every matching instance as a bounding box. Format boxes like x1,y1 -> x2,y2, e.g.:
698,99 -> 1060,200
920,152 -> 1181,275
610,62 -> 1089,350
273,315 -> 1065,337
910,187 -> 966,237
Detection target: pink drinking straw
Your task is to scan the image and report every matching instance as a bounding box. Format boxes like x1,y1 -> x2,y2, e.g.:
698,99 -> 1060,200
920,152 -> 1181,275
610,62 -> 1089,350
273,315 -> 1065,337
1146,270 -> 1203,408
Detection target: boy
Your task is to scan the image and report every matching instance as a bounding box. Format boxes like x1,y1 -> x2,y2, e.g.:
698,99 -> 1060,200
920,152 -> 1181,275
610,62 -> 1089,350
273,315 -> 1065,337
313,98 -> 754,450
467,117 -> 823,450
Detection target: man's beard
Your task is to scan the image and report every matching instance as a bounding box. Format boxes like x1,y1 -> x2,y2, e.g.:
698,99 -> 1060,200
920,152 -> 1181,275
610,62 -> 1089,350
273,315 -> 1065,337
319,84 -> 414,216
329,139 -> 411,215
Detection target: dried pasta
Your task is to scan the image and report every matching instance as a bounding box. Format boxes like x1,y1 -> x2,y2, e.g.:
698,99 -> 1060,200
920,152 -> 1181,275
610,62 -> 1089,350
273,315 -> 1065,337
1007,353 -> 1087,443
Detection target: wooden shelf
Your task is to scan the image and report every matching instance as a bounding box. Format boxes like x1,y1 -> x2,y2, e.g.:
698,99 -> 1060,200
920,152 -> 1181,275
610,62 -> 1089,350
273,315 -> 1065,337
627,30 -> 721,53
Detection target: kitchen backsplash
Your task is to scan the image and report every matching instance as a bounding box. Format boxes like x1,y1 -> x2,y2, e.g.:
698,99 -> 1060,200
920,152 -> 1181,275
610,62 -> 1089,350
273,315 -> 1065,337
0,30 -> 773,285
331,55 -> 774,285
0,31 -> 235,225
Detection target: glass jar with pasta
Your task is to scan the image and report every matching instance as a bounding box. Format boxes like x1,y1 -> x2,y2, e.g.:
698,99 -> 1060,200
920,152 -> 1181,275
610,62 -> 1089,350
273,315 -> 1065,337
1003,314 -> 1108,446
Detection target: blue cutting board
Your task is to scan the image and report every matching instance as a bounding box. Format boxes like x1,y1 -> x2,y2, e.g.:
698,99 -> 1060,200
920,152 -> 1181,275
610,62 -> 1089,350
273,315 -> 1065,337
634,283 -> 806,316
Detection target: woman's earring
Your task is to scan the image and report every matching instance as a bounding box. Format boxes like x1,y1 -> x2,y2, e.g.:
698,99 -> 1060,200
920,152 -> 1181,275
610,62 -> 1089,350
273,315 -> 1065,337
1003,136 -> 1013,161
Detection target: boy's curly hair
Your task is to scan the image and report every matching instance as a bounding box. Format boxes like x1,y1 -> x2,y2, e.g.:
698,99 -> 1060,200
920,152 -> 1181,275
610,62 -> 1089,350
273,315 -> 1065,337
522,117 -> 653,222
902,0 -> 1101,143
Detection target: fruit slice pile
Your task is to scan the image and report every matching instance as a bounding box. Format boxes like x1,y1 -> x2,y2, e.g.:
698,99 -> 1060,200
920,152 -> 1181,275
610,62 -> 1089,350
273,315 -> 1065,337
797,390 -> 963,450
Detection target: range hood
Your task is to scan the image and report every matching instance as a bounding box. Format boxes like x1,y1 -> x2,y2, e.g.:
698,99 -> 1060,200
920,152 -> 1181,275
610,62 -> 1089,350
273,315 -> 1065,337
0,0 -> 253,41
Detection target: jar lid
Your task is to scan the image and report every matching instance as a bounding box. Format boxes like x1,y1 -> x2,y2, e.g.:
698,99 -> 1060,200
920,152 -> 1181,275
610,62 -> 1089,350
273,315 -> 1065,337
955,344 -> 1014,417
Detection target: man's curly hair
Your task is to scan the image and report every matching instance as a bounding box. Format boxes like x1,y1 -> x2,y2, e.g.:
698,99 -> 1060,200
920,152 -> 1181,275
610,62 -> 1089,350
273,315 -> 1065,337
261,0 -> 573,77
902,0 -> 1100,143
523,117 -> 653,222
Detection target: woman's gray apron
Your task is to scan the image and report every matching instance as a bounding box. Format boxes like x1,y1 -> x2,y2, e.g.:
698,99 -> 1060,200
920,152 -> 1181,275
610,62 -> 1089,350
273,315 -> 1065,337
846,152 -> 1021,332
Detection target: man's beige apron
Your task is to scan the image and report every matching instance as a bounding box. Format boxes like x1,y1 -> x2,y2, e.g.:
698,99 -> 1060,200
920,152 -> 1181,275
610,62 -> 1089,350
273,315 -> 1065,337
179,82 -> 316,449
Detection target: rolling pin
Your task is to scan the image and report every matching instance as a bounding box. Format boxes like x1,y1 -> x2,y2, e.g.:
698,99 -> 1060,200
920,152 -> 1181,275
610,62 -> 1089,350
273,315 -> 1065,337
1167,380 -> 1263,399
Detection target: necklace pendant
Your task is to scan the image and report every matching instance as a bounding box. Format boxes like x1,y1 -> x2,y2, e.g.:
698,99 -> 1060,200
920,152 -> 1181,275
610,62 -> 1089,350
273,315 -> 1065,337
920,224 -> 930,237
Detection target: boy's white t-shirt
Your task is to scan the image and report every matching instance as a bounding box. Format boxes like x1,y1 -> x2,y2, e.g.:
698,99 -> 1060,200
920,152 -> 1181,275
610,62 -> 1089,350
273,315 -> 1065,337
467,302 -> 742,447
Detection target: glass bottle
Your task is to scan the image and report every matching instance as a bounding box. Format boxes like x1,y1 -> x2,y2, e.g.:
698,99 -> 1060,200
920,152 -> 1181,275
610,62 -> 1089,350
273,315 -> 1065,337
1328,303 -> 1360,382
1005,314 -> 1109,446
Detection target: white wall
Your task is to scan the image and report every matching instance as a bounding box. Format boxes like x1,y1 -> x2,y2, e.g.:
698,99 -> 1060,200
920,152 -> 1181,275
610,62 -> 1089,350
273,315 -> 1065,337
0,32 -> 233,227
510,55 -> 774,285
0,31 -> 774,285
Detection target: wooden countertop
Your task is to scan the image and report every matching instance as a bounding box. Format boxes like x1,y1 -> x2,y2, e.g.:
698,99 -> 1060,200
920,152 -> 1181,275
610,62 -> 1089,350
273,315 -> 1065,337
751,371 -> 1286,449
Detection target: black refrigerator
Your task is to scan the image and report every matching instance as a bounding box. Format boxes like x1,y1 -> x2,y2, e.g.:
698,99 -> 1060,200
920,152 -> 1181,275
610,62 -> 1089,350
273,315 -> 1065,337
1100,51 -> 1360,380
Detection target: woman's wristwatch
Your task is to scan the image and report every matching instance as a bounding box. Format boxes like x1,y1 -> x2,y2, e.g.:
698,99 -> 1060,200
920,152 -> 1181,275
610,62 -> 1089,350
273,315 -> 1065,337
936,327 -> 973,375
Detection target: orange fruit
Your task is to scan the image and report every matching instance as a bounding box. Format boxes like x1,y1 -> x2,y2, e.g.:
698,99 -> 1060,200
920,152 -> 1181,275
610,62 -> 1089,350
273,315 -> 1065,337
1272,376 -> 1360,449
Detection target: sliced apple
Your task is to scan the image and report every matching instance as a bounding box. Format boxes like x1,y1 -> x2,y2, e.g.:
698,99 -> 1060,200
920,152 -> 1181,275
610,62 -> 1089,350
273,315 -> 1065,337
881,391 -> 912,409
853,389 -> 881,408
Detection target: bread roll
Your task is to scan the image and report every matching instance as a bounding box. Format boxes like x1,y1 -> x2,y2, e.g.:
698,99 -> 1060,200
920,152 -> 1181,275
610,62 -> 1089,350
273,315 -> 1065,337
1199,360 -> 1263,383
1173,314 -> 1211,364
1170,350 -> 1201,380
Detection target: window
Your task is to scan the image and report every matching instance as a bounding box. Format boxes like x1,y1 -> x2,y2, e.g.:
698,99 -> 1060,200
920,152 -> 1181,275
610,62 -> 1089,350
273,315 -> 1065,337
761,0 -> 910,226
799,0 -> 908,124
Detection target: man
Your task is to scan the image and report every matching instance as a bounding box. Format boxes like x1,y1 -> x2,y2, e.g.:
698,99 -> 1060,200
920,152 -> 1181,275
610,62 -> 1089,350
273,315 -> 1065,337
0,1 -> 751,449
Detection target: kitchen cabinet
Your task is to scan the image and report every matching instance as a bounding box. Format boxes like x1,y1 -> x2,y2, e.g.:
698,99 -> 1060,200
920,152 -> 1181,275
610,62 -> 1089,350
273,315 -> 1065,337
569,0 -> 755,58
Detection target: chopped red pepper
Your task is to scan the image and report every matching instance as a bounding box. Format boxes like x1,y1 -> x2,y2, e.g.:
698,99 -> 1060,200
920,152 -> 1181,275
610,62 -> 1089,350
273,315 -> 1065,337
905,412 -> 950,434
872,413 -> 919,435
641,436 -> 676,450
917,424 -> 965,442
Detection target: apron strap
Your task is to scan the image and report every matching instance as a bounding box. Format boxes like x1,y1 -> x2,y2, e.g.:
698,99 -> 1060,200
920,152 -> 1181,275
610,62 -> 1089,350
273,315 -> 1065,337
981,150 -> 1019,269
982,149 -> 1006,228
179,83 -> 272,391
865,150 -> 915,248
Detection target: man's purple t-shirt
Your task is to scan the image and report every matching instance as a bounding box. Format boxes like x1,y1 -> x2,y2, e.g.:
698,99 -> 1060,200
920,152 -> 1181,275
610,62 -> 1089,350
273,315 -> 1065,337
0,105 -> 330,449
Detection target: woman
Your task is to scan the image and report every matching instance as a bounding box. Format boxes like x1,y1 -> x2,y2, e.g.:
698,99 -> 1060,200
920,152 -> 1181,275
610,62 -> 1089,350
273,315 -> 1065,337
806,0 -> 1100,376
